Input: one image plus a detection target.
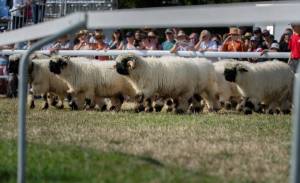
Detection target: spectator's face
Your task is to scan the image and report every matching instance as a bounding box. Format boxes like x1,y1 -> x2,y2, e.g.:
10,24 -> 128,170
177,35 -> 186,42
135,33 -> 141,40
231,34 -> 239,41
114,32 -> 120,38
165,33 -> 174,40
127,36 -> 134,43
284,34 -> 290,42
292,25 -> 300,34
148,36 -> 156,43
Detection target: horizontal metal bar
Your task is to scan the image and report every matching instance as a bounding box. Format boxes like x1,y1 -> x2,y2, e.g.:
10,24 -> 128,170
0,75 -> 8,79
87,1 -> 300,29
0,50 -> 290,59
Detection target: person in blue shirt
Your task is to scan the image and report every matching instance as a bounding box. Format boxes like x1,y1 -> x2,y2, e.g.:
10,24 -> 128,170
161,28 -> 176,50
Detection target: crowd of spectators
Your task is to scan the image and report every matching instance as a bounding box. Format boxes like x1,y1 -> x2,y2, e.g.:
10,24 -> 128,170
2,26 -> 290,62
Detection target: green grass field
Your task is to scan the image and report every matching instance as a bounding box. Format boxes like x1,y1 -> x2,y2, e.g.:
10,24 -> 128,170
0,98 -> 292,183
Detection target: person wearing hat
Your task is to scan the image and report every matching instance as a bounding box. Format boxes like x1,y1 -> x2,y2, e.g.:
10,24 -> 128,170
261,29 -> 277,50
170,30 -> 194,53
123,31 -> 137,50
221,27 -> 246,52
73,30 -> 91,50
108,29 -> 124,50
162,28 -> 176,50
288,23 -> 300,73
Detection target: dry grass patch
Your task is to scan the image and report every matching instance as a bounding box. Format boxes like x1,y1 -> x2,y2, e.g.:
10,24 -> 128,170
0,98 -> 291,183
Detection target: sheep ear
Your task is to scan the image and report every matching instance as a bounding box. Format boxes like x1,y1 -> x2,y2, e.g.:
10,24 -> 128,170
127,60 -> 135,70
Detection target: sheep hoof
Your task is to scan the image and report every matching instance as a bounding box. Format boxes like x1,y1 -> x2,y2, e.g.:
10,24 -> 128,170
100,104 -> 107,112
166,107 -> 173,112
51,99 -> 58,106
267,110 -> 274,115
145,107 -> 154,113
29,101 -> 35,109
134,105 -> 145,113
275,109 -> 281,114
225,102 -> 232,110
42,103 -> 49,110
109,106 -> 116,111
243,107 -> 252,115
175,108 -> 185,114
69,101 -> 78,110
154,105 -> 163,112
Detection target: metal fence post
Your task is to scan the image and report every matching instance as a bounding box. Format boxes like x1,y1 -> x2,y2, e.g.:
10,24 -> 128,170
17,14 -> 86,183
291,67 -> 300,183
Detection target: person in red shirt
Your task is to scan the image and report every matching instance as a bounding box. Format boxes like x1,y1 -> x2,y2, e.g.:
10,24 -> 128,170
288,24 -> 300,73
221,27 -> 246,52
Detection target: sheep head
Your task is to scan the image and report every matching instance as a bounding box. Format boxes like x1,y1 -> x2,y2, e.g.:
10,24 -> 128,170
115,53 -> 138,75
49,56 -> 69,75
8,54 -> 22,74
224,63 -> 248,83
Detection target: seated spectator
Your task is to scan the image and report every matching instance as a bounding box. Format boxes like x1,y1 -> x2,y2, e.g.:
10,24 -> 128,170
221,27 -> 245,52
73,30 -> 91,50
124,31 -> 137,50
108,29 -> 124,50
194,30 -> 217,51
92,33 -> 109,61
170,30 -> 194,53
161,28 -> 176,50
189,32 -> 199,47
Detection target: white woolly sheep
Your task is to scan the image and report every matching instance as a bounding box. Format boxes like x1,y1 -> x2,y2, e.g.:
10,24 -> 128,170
48,56 -> 138,111
115,54 -> 220,113
223,60 -> 294,114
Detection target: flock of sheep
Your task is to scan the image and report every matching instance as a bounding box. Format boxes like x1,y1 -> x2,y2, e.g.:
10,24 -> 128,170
7,53 -> 294,115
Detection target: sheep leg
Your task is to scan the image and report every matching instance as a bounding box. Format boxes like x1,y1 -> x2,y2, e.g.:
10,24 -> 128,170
55,94 -> 64,109
41,94 -> 49,110
28,90 -> 35,109
202,91 -> 220,112
153,97 -> 164,112
110,95 -> 124,112
166,98 -> 174,112
95,96 -> 107,111
189,94 -> 204,113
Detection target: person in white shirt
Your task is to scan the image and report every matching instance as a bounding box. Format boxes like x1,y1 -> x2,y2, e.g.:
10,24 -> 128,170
194,30 -> 218,52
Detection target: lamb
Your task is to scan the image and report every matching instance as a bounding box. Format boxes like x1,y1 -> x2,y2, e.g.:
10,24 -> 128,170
48,56 -> 138,111
223,60 -> 294,114
115,54 -> 220,113
213,59 -> 241,110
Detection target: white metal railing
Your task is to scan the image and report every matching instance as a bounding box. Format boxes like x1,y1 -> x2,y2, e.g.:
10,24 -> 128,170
0,50 -> 291,59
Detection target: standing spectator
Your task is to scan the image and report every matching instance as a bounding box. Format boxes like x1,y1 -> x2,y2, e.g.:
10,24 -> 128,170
253,27 -> 264,48
124,31 -> 137,50
108,29 -> 124,50
170,30 -> 194,53
11,0 -> 27,29
73,30 -> 91,50
247,36 -> 263,62
221,27 -> 245,52
261,29 -> 277,49
145,31 -> 160,50
30,0 -> 46,24
194,30 -> 217,52
161,28 -> 176,50
92,33 -> 109,61
242,32 -> 252,51
288,24 -> 300,73
189,32 -> 199,47
279,33 -> 291,52
48,35 -> 73,52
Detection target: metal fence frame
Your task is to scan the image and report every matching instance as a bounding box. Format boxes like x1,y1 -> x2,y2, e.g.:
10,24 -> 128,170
0,1 -> 299,183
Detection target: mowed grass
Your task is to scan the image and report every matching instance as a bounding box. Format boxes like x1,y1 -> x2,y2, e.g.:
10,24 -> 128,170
0,98 -> 292,183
